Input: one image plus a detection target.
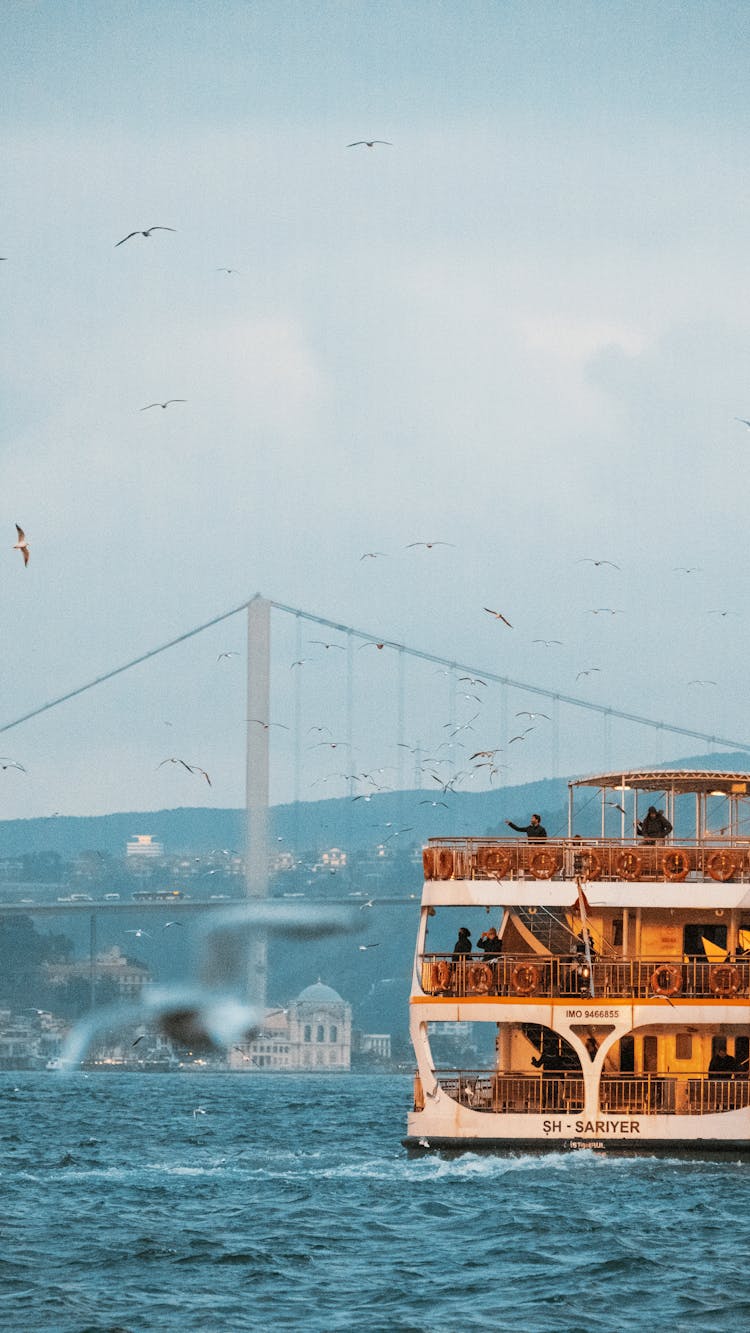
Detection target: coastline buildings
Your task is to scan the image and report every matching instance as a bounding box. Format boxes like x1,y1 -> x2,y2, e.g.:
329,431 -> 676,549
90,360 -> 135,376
228,981 -> 352,1070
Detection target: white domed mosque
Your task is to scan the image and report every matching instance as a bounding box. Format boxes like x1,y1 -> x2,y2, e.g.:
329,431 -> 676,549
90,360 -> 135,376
228,980 -> 352,1071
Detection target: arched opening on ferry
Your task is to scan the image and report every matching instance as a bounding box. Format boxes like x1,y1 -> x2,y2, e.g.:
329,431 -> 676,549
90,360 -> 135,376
424,1021 -> 585,1114
418,907 -> 508,996
599,1027 -> 750,1117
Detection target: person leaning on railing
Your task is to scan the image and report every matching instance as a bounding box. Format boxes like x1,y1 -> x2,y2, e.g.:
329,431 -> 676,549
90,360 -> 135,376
636,806 -> 672,843
505,813 -> 547,838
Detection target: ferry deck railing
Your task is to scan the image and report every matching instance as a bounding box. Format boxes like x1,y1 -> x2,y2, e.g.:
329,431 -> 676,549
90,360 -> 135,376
420,952 -> 750,1000
429,1071 -> 750,1116
424,838 -> 750,883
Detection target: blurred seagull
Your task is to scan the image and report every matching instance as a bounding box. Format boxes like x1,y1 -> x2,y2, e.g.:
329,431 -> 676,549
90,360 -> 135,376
419,800 -> 450,808
576,668 -> 601,680
516,711 -> 550,720
115,226 -> 176,246
247,718 -> 289,730
217,651 -> 239,661
158,758 -> 212,785
459,676 -> 487,687
605,801 -> 627,815
347,140 -> 392,148
163,921 -> 183,929
359,641 -> 385,650
13,524 -> 29,566
290,659 -> 311,669
688,679 -> 718,686
483,607 -> 513,626
360,552 -> 387,560
358,943 -> 381,950
310,640 -> 345,650
673,566 -> 701,574
533,638 -> 563,646
735,418 -> 750,428
0,758 -> 26,772
58,901 -> 357,1069
126,929 -> 151,938
589,608 -> 623,616
576,558 -> 620,569
216,267 -> 240,274
708,610 -> 739,617
140,399 -> 186,411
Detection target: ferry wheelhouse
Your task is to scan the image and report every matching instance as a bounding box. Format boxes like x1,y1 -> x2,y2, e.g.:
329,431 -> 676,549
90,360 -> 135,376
405,770 -> 750,1154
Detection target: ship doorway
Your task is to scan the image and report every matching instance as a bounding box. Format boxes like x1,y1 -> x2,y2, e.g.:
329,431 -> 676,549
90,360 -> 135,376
683,923 -> 728,958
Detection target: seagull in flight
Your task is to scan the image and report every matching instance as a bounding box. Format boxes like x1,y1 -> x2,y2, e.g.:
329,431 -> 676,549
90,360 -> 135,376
247,718 -> 289,730
533,639 -> 563,646
158,758 -> 212,785
347,140 -> 392,148
217,651 -> 239,661
126,929 -> 151,939
360,552 -> 387,560
708,610 -> 739,617
359,641 -> 385,651
459,676 -> 487,687
577,558 -> 620,569
216,267 -> 240,274
0,758 -> 26,772
13,524 -> 29,566
605,801 -> 627,815
358,943 -> 381,950
673,566 -> 701,574
406,541 -> 455,550
115,226 -> 176,246
310,640 -> 346,650
140,399 -> 186,411
688,679 -> 718,686
576,668 -> 601,680
483,607 -> 513,627
516,711 -> 550,721
589,608 -> 623,615
735,418 -> 750,428
419,800 -> 449,808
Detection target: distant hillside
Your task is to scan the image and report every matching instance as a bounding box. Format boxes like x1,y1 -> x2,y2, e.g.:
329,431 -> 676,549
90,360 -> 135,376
1,750 -> 748,858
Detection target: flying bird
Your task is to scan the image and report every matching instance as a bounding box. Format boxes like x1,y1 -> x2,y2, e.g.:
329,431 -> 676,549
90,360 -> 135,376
576,668 -> 601,680
419,800 -> 449,808
360,552 -> 387,560
247,719 -> 290,730
358,943 -> 381,950
216,267 -> 240,274
347,140 -> 392,148
589,608 -> 623,616
0,758 -> 26,772
516,711 -> 550,721
140,399 -> 186,411
735,418 -> 750,428
115,226 -> 176,246
459,676 -> 487,687
483,607 -> 513,627
359,641 -> 385,650
217,651 -> 239,661
13,524 -> 29,566
310,640 -> 345,650
126,929 -> 151,939
708,610 -> 739,618
688,679 -> 717,686
158,758 -> 212,785
533,639 -> 563,646
576,558 -> 620,569
406,541 -> 455,550
605,801 -> 627,815
673,567 -> 701,574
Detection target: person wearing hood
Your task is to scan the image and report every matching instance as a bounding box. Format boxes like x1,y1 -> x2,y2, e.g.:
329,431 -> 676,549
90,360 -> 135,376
452,927 -> 472,961
637,806 -> 672,842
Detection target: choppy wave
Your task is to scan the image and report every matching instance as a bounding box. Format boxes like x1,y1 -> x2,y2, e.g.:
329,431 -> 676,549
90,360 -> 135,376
0,1071 -> 748,1331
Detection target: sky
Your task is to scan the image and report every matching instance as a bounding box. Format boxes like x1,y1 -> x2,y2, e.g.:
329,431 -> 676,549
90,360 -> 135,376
2,0 -> 750,819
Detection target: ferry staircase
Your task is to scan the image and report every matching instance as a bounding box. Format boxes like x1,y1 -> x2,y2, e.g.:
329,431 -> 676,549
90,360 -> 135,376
515,905 -> 574,955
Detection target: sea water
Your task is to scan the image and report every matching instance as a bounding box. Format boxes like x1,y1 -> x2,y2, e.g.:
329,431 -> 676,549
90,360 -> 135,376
1,1071 -> 748,1332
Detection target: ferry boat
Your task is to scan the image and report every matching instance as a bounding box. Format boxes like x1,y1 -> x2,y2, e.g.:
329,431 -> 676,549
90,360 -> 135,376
404,770 -> 750,1154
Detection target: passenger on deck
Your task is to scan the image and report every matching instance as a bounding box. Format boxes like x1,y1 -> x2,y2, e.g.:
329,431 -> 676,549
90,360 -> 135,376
506,813 -> 547,838
708,1038 -> 737,1079
451,927 -> 472,961
636,806 -> 672,843
478,926 -> 503,960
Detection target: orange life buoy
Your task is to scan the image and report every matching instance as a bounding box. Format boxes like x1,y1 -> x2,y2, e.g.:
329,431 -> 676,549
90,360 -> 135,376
615,849 -> 643,880
709,964 -> 741,997
436,847 -> 455,880
575,847 -> 602,881
422,846 -> 436,879
510,962 -> 540,996
530,849 -> 559,880
467,962 -> 493,994
475,844 -> 512,878
433,959 -> 452,991
661,848 -> 690,882
650,963 -> 683,997
707,850 -> 736,883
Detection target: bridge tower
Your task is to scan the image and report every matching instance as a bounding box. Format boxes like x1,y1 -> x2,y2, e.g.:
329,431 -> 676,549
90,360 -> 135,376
245,594 -> 271,1007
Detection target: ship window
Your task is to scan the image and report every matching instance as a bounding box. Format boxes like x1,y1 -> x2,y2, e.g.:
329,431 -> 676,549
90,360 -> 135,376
675,1034 -> 692,1060
643,1035 -> 658,1073
683,924 -> 727,958
619,1035 -> 635,1072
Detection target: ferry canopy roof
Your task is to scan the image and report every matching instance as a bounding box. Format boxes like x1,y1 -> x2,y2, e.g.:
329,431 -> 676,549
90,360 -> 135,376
570,769 -> 750,796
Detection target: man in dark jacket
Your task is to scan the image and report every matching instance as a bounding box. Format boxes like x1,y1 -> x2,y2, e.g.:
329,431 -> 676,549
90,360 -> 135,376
451,927 -> 472,961
506,813 -> 547,838
637,806 -> 672,842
